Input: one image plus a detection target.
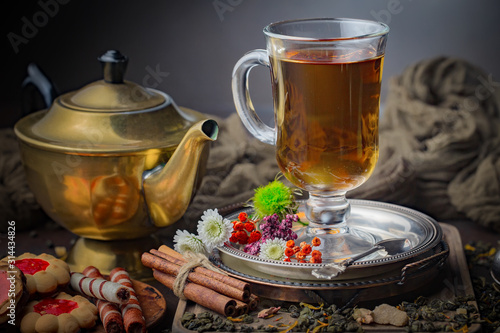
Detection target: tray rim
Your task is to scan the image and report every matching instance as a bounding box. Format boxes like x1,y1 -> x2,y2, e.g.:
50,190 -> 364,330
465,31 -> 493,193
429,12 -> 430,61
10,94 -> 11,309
212,240 -> 449,290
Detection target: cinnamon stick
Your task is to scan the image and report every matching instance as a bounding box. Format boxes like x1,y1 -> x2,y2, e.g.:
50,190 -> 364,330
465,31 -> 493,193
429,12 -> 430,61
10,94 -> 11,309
141,252 -> 250,302
248,294 -> 260,312
235,300 -> 249,316
153,270 -> 237,317
151,248 -> 250,297
156,246 -> 250,293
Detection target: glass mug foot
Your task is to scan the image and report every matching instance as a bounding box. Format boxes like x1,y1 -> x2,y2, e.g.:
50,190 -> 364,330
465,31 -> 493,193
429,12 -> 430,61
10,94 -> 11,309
298,193 -> 376,261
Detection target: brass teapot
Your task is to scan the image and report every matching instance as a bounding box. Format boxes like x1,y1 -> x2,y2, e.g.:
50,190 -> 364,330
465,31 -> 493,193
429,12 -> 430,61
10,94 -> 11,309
15,50 -> 218,241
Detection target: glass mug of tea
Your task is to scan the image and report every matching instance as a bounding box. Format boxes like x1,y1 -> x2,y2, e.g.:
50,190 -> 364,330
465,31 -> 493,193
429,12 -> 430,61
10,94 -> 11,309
232,18 -> 389,259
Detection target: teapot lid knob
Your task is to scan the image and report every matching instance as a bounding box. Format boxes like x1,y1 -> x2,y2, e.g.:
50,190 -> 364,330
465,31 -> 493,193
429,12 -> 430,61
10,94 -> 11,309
98,50 -> 128,83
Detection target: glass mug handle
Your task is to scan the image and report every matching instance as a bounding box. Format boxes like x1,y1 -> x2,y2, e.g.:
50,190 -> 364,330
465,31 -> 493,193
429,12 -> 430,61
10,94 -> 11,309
231,49 -> 275,145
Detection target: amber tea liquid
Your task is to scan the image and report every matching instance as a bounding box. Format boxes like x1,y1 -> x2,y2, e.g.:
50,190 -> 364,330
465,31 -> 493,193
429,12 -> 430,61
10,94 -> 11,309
271,48 -> 383,193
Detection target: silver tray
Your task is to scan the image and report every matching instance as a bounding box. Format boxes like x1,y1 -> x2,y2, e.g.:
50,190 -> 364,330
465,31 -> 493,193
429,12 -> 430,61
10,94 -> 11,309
211,240 -> 448,304
216,199 -> 442,281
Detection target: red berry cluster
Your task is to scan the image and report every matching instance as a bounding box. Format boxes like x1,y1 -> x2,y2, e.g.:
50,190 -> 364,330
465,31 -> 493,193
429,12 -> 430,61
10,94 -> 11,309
284,237 -> 322,263
229,212 -> 262,245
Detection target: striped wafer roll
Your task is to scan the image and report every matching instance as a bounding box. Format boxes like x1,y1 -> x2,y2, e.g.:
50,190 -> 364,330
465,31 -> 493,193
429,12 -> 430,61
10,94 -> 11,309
82,266 -> 125,333
70,272 -> 130,305
110,267 -> 146,333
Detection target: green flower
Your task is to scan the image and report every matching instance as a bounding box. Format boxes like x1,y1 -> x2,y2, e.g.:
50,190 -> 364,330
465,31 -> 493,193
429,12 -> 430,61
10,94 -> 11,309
251,178 -> 299,219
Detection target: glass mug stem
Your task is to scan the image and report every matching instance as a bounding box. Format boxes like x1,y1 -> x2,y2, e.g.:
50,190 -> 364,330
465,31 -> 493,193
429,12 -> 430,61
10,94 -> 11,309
305,192 -> 350,233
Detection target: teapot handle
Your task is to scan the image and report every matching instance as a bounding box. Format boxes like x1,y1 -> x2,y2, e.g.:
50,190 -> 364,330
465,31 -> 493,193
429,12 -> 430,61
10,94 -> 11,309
231,49 -> 276,145
21,63 -> 58,115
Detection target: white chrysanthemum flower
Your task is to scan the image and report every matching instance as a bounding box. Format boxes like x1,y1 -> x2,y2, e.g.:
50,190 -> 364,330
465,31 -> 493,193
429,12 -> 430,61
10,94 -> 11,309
173,230 -> 206,254
259,238 -> 287,261
197,209 -> 233,252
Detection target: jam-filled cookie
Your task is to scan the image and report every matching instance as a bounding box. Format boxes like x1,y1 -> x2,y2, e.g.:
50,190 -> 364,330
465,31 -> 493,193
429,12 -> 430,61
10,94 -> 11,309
0,262 -> 29,325
1,253 -> 70,298
20,292 -> 98,333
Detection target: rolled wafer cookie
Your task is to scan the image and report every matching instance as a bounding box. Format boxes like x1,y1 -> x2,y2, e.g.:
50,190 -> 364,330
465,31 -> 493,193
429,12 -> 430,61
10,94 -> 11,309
70,272 -> 130,304
110,267 -> 146,333
82,266 -> 125,333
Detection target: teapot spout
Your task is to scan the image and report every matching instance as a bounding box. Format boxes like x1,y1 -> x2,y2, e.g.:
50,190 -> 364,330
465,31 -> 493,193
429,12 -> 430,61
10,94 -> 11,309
143,119 -> 218,227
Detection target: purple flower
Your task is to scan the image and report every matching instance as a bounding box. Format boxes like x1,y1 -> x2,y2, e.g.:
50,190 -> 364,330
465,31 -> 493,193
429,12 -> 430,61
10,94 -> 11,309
244,242 -> 261,255
243,213 -> 298,256
260,214 -> 297,242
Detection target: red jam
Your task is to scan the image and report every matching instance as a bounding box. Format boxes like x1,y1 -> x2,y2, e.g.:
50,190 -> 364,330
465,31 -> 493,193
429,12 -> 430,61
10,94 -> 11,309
14,258 -> 50,275
34,299 -> 78,316
0,271 -> 9,304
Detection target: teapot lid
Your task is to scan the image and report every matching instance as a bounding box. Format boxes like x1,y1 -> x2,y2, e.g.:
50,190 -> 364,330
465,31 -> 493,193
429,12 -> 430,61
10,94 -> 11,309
15,50 -> 206,153
60,50 -> 165,112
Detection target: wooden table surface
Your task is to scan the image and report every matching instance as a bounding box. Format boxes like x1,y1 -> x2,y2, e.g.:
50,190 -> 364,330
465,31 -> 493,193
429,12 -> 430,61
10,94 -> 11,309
3,215 -> 499,332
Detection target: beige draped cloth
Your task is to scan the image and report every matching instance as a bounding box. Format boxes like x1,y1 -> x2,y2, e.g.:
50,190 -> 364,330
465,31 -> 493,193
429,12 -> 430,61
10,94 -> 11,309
180,113 -> 281,224
367,57 -> 500,231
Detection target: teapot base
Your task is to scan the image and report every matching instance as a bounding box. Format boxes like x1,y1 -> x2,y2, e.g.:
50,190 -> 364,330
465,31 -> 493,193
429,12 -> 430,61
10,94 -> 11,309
66,235 -> 161,281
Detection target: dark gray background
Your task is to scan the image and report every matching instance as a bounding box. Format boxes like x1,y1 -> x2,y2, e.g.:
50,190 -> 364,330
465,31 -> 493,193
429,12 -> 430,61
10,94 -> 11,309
2,0 -> 500,128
